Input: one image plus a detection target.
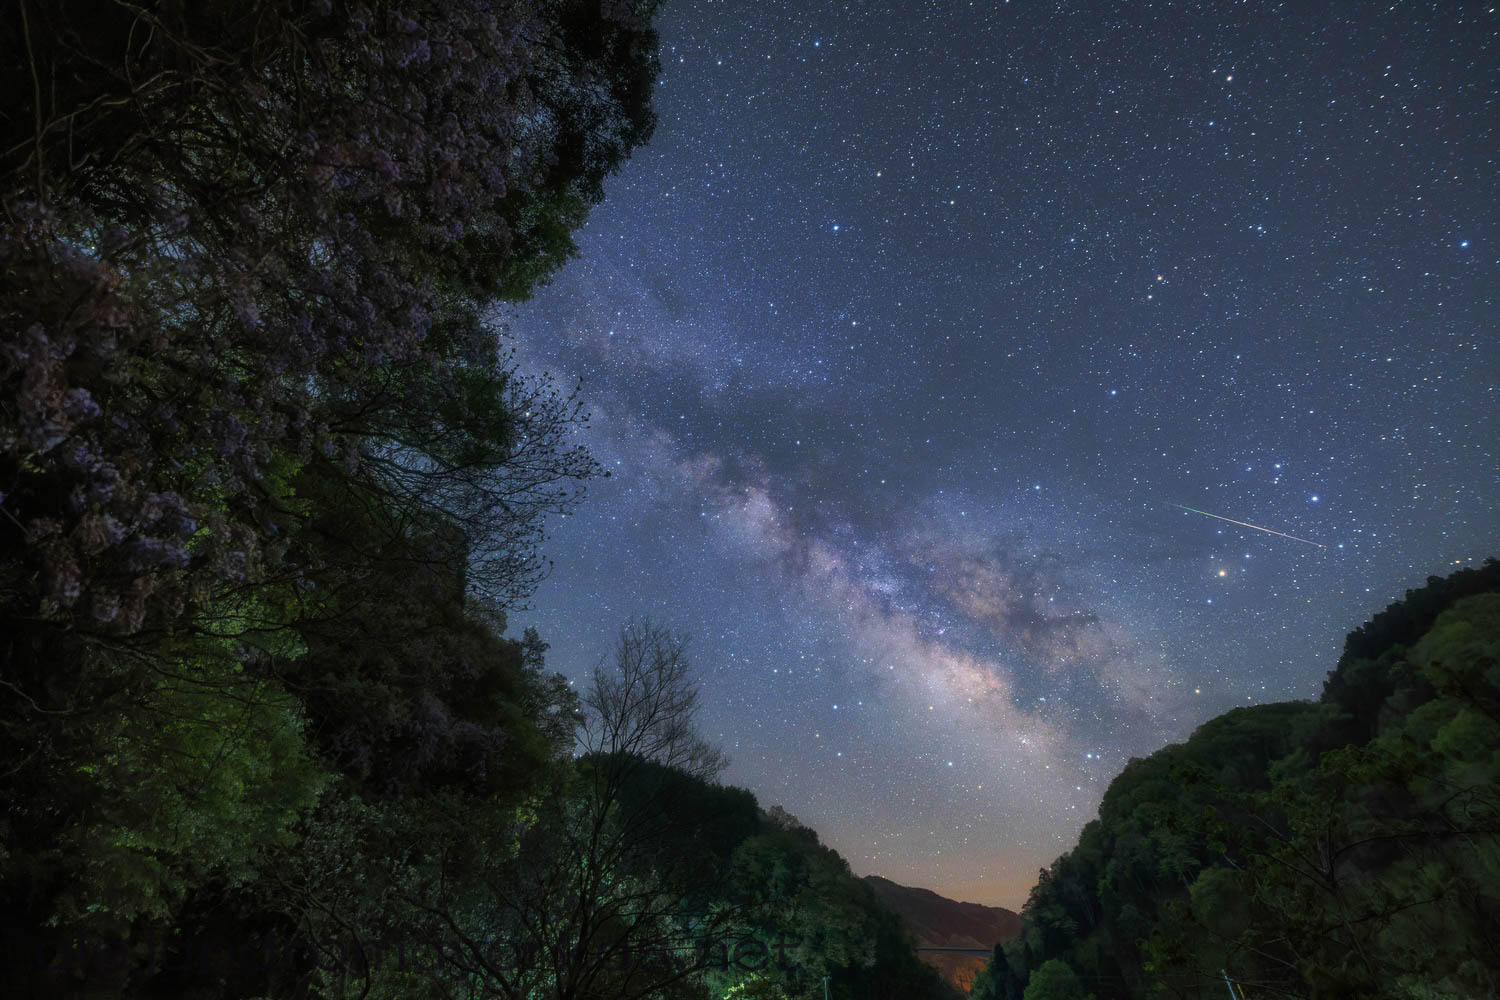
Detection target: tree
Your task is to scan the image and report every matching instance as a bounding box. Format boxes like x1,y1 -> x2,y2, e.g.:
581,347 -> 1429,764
990,564 -> 1500,1000
582,620 -> 729,780
1021,960 -> 1094,1000
277,621 -> 750,1000
481,620 -> 741,999
0,2 -> 665,994
2,0 -> 661,640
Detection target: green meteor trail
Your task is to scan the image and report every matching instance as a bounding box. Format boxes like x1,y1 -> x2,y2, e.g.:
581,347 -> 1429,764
1169,503 -> 1327,548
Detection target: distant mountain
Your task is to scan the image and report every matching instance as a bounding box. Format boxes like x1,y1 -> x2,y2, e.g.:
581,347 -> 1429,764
865,876 -> 1020,991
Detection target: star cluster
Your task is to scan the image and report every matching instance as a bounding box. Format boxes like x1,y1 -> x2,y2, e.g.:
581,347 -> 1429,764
507,1 -> 1497,908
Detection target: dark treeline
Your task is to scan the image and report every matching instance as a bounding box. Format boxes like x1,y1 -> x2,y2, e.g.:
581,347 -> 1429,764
0,3 -> 953,998
973,559 -> 1500,1000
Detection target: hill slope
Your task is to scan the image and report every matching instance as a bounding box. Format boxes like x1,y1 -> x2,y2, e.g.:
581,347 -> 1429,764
865,876 -> 1020,991
972,559 -> 1500,1000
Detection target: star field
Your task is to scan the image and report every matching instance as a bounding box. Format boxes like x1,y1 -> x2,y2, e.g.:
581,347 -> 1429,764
506,1 -> 1497,908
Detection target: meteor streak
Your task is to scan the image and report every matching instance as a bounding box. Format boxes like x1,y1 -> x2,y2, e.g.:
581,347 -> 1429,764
1169,503 -> 1326,548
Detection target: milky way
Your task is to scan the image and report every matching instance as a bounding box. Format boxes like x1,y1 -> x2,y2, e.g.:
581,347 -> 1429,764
504,1 -> 1497,907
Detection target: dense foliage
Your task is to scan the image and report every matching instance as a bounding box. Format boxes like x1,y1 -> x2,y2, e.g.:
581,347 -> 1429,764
2,0 -> 658,634
0,4 -> 953,998
972,559 -> 1500,1000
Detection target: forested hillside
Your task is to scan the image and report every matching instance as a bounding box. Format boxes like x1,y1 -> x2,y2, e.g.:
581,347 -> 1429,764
972,560 -> 1500,1000
0,3 -> 951,997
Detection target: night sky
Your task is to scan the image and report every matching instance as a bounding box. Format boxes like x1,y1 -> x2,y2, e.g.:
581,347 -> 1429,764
505,1 -> 1497,909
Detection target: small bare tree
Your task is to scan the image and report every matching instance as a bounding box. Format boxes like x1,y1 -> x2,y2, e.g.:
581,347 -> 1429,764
582,619 -> 728,780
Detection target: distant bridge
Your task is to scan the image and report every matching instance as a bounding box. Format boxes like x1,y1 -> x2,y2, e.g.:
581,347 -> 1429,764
913,947 -> 994,955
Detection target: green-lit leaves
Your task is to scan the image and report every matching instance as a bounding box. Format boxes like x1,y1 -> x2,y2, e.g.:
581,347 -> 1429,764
49,640 -> 327,939
983,567 -> 1500,1000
